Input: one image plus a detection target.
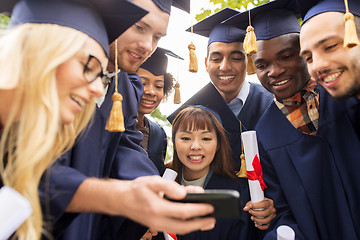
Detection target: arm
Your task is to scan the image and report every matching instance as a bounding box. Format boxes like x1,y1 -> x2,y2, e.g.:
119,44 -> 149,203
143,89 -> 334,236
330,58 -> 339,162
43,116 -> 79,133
66,176 -> 216,235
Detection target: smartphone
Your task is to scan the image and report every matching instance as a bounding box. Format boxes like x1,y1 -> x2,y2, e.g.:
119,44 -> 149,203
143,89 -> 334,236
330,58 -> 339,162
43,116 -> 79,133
166,189 -> 241,219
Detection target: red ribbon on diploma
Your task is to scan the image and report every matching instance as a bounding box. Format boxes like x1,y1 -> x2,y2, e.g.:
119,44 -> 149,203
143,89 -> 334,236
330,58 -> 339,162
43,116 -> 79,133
246,154 -> 267,191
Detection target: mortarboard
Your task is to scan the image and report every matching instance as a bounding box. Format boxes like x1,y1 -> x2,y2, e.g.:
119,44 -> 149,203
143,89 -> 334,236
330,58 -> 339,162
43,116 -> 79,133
7,0 -> 148,57
195,105 -> 222,125
223,0 -> 301,41
140,47 -> 184,76
301,0 -> 360,48
153,0 -> 190,14
187,8 -> 246,46
303,0 -> 360,22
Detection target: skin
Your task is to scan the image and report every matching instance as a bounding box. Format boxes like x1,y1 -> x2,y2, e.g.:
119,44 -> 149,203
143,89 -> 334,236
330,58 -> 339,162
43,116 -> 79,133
67,2 -> 217,235
205,41 -> 246,103
175,128 -> 218,181
108,0 -> 170,73
253,34 -> 310,100
300,12 -> 360,100
136,67 -> 164,127
56,38 -> 106,124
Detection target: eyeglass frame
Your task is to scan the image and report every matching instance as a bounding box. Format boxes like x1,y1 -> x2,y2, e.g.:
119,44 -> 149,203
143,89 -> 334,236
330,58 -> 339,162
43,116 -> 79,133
81,54 -> 109,85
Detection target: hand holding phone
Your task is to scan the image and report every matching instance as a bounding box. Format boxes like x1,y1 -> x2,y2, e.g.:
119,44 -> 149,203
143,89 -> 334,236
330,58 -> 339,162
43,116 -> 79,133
166,189 -> 241,219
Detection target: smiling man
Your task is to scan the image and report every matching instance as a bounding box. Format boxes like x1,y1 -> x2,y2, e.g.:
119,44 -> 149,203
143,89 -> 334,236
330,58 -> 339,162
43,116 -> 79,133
168,8 -> 276,235
225,0 -> 360,239
300,0 -> 360,100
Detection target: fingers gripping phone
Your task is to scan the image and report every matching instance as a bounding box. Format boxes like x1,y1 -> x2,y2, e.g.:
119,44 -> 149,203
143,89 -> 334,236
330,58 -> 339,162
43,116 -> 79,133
166,189 -> 241,219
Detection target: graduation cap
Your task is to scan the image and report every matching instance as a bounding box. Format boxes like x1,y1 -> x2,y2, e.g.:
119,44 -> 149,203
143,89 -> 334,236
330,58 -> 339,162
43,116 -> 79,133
223,0 -> 301,41
140,47 -> 184,104
7,0 -> 148,57
187,8 -> 245,46
223,0 -> 300,74
301,0 -> 360,48
153,0 -> 190,14
140,47 -> 184,76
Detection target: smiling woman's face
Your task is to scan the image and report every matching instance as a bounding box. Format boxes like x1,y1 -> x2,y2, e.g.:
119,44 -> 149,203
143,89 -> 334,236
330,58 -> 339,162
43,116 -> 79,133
56,38 -> 107,124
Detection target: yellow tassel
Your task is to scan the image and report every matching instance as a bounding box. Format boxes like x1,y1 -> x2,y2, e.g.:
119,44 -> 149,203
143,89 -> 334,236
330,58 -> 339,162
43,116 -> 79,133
243,26 -> 258,55
246,54 -> 256,75
105,39 -> 125,132
236,153 -> 247,178
105,92 -> 125,132
188,42 -> 198,73
344,12 -> 360,48
174,82 -> 181,104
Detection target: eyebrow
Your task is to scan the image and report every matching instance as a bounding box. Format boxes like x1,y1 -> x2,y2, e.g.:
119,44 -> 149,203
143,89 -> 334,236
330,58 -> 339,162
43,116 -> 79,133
300,36 -> 338,56
139,20 -> 167,37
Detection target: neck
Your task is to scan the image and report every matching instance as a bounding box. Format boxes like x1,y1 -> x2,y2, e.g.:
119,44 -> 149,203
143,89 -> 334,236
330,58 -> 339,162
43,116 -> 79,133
107,60 -> 115,73
0,89 -> 16,126
136,113 -> 145,127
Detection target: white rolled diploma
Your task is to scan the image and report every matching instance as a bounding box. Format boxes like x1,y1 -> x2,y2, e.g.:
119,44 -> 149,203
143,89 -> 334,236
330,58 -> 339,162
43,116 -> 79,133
162,168 -> 178,181
0,186 -> 33,240
277,225 -> 295,240
241,130 -> 264,203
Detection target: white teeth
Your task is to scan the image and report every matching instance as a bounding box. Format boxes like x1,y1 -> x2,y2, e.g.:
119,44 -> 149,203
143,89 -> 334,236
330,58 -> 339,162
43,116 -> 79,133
219,76 -> 235,81
189,156 -> 202,160
142,100 -> 154,104
71,95 -> 86,107
274,79 -> 289,86
323,72 -> 341,83
130,52 -> 140,59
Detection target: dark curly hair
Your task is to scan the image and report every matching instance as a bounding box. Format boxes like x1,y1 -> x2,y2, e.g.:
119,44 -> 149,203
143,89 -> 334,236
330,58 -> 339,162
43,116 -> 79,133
163,72 -> 175,99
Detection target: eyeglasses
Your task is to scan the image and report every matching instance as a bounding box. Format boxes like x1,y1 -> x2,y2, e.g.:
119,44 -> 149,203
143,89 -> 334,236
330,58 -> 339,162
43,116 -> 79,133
82,54 -> 106,84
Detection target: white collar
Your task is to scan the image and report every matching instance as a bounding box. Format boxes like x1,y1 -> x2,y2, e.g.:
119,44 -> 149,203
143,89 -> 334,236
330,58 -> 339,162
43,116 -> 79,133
229,80 -> 250,105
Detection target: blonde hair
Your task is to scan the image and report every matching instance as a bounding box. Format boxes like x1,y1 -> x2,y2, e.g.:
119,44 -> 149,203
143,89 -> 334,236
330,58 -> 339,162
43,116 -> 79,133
0,23 -> 97,239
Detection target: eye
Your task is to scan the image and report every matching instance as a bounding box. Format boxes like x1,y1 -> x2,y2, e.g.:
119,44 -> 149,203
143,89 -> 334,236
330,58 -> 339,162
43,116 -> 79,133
141,81 -> 146,86
156,85 -> 164,89
281,54 -> 294,61
134,24 -> 144,32
325,43 -> 338,51
302,55 -> 312,63
210,57 -> 221,63
180,137 -> 191,141
202,137 -> 212,141
153,35 -> 161,42
256,63 -> 267,70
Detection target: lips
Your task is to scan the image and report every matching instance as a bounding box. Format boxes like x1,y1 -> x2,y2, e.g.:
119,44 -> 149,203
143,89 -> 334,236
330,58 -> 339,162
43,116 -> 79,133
70,94 -> 86,108
188,155 -> 204,163
273,79 -> 290,86
321,71 -> 342,83
128,50 -> 142,62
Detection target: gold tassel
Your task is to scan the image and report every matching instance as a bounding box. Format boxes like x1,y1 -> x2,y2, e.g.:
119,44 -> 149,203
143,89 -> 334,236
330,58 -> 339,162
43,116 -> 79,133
188,42 -> 198,73
246,54 -> 256,75
344,12 -> 360,48
343,0 -> 359,48
236,122 -> 247,178
105,39 -> 125,132
243,25 -> 258,54
174,82 -> 181,104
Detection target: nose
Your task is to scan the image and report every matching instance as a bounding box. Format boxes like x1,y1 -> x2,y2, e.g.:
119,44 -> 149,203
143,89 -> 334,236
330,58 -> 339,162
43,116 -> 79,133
308,53 -> 330,79
190,139 -> 201,150
144,85 -> 156,96
268,61 -> 285,78
88,78 -> 105,98
219,58 -> 231,71
138,34 -> 153,54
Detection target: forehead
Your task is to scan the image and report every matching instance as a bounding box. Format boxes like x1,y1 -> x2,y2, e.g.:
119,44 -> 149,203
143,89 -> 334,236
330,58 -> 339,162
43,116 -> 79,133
208,41 -> 244,55
300,12 -> 345,46
256,34 -> 299,57
137,67 -> 164,80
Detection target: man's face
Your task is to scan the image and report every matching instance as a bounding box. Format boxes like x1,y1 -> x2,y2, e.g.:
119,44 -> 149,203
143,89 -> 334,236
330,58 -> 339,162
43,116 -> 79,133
253,34 -> 310,100
300,12 -> 360,100
205,41 -> 246,103
109,0 -> 170,73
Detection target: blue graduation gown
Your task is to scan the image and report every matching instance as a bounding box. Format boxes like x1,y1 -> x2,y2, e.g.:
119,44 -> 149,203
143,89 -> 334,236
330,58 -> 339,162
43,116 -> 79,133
147,118 -> 167,175
40,72 -> 159,240
167,82 -> 273,167
255,88 -> 360,240
179,173 -> 259,240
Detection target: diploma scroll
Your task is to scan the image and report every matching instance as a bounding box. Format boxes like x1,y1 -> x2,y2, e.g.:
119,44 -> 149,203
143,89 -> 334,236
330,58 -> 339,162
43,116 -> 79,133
0,186 -> 32,240
277,225 -> 295,240
241,130 -> 266,203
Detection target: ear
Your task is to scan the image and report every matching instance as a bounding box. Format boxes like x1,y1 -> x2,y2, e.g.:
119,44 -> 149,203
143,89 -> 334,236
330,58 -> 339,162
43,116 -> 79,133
205,57 -> 209,71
